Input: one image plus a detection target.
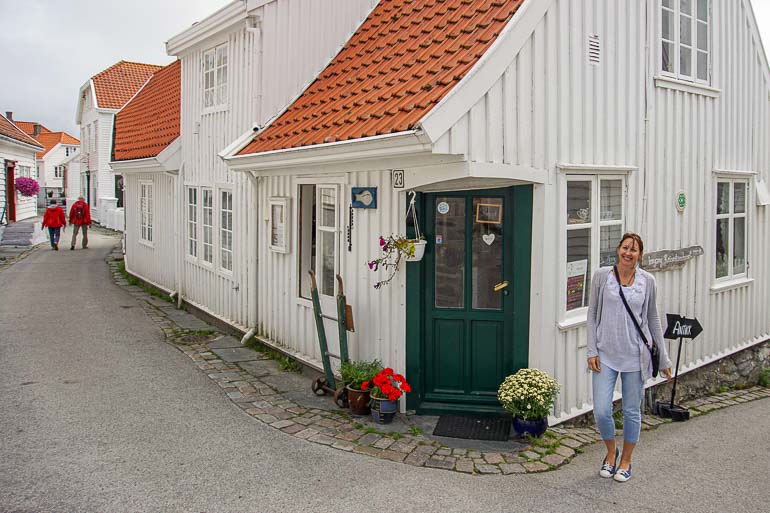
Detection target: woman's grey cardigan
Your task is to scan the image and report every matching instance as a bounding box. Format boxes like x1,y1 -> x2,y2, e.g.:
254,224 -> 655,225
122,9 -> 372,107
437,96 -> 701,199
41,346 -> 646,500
586,266 -> 672,382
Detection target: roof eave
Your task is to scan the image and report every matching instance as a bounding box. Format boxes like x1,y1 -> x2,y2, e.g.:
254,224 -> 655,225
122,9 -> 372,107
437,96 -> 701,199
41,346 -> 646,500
166,1 -> 249,56
0,133 -> 44,153
223,130 -> 433,173
110,137 -> 180,174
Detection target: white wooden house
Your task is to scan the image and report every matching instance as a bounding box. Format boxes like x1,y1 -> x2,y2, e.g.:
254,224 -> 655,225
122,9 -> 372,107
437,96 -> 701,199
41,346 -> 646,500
1,112 -> 43,224
220,0 -> 770,422
76,61 -> 162,231
113,0 -> 379,332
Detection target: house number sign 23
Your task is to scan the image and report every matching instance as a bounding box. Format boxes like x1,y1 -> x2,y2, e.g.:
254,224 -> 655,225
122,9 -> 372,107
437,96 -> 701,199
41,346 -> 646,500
392,169 -> 405,189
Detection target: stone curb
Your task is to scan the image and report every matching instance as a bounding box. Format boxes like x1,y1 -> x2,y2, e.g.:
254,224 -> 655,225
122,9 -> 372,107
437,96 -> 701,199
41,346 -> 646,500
104,246 -> 770,476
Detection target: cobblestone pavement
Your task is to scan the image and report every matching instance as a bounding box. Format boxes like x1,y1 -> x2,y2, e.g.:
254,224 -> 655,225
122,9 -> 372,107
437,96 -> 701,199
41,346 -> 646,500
105,246 -> 770,476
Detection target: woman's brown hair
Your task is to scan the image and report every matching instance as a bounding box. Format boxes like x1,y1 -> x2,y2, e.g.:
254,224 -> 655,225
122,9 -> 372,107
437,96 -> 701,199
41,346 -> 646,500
617,232 -> 644,259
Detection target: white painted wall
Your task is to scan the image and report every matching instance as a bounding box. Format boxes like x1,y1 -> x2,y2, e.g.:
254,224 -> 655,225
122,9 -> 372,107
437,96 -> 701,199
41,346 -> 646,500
0,139 -> 39,222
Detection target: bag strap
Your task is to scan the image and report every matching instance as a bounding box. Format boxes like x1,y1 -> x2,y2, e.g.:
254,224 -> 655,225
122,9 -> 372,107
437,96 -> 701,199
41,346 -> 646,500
612,265 -> 653,353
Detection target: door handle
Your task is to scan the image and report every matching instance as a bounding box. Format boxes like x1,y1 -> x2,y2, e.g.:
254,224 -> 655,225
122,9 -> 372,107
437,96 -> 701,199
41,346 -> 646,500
493,280 -> 509,292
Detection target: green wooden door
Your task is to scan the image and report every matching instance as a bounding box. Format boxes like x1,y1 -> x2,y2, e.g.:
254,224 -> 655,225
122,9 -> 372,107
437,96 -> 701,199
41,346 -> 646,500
418,186 -> 531,414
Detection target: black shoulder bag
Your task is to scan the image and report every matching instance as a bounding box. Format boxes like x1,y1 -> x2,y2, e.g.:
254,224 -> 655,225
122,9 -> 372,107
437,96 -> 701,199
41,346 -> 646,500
613,266 -> 660,378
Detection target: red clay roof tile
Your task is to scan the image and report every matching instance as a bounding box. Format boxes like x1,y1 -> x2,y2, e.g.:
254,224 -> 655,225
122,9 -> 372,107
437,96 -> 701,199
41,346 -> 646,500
239,0 -> 523,155
92,60 -> 163,110
112,60 -> 181,162
0,114 -> 44,149
14,121 -> 51,137
32,131 -> 81,158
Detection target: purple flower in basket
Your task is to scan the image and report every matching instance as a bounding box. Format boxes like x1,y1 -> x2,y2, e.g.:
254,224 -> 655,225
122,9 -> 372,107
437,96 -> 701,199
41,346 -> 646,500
15,177 -> 40,197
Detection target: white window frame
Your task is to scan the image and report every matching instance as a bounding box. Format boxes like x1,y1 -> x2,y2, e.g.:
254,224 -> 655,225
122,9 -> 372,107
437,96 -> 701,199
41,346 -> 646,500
558,170 -> 629,328
186,186 -> 198,258
202,43 -> 228,110
18,165 -> 31,178
54,165 -> 64,179
219,188 -> 234,273
268,197 -> 291,253
659,0 -> 710,84
297,182 -> 341,301
139,181 -> 153,245
201,187 -> 214,265
713,177 -> 749,285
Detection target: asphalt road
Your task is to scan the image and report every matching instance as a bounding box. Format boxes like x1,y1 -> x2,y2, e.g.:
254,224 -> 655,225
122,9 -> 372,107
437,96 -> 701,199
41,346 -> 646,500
1,232 -> 769,513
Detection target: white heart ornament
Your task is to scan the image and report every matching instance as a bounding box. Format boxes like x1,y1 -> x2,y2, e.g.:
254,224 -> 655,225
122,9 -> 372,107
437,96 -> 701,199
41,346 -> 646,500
482,233 -> 495,246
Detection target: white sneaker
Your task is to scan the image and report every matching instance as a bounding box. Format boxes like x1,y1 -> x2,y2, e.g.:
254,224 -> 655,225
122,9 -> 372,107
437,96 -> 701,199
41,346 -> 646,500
613,466 -> 632,482
599,448 -> 619,478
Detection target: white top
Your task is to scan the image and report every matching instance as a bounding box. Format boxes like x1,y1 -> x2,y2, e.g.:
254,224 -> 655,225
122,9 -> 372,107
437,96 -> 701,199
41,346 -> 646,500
596,271 -> 646,372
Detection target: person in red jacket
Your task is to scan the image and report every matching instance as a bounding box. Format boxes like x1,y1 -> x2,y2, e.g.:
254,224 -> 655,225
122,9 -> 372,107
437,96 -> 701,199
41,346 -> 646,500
42,199 -> 66,250
68,195 -> 92,250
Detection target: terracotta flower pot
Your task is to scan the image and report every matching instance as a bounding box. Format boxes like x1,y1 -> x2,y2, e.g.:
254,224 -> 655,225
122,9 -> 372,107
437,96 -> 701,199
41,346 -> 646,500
346,386 -> 371,415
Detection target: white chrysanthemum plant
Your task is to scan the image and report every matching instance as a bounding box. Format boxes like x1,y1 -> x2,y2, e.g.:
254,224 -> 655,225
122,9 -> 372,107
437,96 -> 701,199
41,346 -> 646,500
497,368 -> 560,420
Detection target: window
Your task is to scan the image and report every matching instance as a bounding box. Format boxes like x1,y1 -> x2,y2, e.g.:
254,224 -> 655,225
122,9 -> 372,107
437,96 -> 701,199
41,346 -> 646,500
140,182 -> 153,243
202,188 -> 213,264
203,43 -> 228,108
220,190 -> 233,272
54,166 -> 64,178
715,180 -> 748,280
18,165 -> 31,178
298,185 -> 339,298
565,176 -> 625,312
187,187 -> 198,257
661,0 -> 709,82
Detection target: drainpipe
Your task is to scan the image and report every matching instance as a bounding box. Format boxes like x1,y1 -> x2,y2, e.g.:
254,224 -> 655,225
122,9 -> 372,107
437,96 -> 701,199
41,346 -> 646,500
175,162 -> 185,309
241,327 -> 256,346
245,170 -> 260,339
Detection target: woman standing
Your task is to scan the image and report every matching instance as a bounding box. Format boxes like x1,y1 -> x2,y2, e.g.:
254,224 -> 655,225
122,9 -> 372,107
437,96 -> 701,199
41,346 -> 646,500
41,199 -> 66,250
586,233 -> 672,482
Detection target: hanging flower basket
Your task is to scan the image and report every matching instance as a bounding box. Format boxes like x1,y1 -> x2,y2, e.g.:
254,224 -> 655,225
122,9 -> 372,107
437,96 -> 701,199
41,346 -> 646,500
15,177 -> 40,197
405,239 -> 427,262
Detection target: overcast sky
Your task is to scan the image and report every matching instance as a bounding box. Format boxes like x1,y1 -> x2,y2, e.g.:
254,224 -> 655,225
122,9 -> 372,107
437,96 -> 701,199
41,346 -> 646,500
2,0 -> 770,139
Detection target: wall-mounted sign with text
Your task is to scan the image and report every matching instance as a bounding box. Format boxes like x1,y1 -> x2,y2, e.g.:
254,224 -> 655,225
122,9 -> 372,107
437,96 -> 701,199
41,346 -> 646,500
642,245 -> 703,272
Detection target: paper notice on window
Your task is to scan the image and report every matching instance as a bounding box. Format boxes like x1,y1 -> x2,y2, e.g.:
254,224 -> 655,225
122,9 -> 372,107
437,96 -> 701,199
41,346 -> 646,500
566,259 -> 588,310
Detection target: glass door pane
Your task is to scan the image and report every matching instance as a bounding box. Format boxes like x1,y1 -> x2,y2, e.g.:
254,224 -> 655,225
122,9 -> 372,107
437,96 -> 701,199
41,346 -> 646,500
434,197 -> 465,309
472,197 -> 503,310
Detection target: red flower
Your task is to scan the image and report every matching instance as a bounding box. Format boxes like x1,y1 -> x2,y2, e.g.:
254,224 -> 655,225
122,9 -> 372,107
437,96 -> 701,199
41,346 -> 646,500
368,368 -> 412,400
361,381 -> 369,390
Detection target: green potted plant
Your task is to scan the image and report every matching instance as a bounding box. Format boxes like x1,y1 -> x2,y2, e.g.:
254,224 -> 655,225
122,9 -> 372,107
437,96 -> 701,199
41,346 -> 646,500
340,359 -> 382,415
497,368 -> 560,438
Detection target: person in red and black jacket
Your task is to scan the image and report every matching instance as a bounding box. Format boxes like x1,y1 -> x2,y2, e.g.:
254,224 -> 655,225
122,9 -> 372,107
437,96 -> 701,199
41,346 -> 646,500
42,199 -> 66,250
68,195 -> 92,250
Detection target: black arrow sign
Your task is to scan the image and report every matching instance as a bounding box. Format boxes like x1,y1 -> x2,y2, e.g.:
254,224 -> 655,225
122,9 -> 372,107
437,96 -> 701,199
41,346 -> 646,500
664,314 -> 703,340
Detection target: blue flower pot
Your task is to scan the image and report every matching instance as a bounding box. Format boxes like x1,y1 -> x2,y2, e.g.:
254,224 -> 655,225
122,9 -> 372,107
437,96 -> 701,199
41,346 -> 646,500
370,397 -> 398,424
512,416 -> 548,438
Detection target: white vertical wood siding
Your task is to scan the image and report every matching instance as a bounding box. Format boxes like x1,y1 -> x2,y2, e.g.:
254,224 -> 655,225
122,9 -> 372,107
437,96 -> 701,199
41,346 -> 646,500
257,170 -> 408,374
0,143 -> 39,222
432,0 -> 770,420
124,173 -> 177,292
177,0 -> 377,331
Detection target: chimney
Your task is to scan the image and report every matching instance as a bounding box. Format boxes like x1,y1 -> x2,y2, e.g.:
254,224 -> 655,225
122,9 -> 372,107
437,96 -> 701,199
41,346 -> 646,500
4,111 -> 12,121
33,124 -> 42,137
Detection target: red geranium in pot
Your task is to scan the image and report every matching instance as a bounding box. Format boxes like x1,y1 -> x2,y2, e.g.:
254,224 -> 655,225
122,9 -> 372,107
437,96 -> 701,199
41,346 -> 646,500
362,368 -> 411,424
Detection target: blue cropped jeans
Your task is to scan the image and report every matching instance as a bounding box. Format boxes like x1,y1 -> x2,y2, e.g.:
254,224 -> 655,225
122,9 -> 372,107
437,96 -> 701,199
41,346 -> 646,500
592,366 -> 644,444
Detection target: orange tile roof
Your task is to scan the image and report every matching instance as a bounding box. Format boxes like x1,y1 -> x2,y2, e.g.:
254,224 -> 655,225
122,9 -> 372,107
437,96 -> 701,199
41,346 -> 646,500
113,60 -> 181,161
0,114 -> 44,149
239,0 -> 524,155
33,131 -> 81,158
15,121 -> 51,137
92,60 -> 163,110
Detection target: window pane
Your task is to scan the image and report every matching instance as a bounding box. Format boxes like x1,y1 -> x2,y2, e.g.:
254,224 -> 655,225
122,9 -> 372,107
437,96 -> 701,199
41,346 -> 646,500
715,218 -> 729,278
680,47 -> 692,77
697,51 -> 708,80
662,9 -> 673,40
600,180 -> 622,221
299,185 -> 315,298
680,15 -> 692,45
680,0 -> 691,13
566,229 -> 591,311
472,197 -> 503,311
663,0 -> 672,7
716,182 -> 730,214
600,224 -> 622,267
435,197 -> 465,309
320,230 -> 336,295
320,188 -> 336,227
734,183 -> 746,213
697,0 -> 708,21
662,42 -> 674,72
567,181 -> 591,224
697,22 -> 708,50
733,217 -> 746,274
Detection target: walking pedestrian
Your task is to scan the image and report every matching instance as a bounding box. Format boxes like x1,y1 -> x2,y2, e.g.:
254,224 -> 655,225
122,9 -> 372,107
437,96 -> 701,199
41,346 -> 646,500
41,199 -> 66,250
68,195 -> 91,250
586,232 -> 673,482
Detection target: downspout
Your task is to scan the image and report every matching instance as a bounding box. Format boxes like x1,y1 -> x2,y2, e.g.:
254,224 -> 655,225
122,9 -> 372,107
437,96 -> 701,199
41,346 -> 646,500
175,161 -> 185,309
242,170 -> 260,345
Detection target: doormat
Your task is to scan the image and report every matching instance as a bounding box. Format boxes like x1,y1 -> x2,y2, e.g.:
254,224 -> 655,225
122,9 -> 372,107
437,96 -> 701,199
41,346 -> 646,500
432,415 -> 511,441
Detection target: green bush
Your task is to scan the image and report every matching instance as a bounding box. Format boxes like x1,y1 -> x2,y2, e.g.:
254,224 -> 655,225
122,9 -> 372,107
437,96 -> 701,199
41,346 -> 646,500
339,359 -> 382,389
758,368 -> 770,388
